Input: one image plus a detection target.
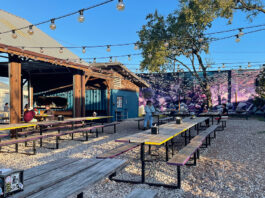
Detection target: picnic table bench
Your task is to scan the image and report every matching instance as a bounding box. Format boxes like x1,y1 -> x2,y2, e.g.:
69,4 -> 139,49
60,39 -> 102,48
167,124 -> 219,188
11,157 -> 126,198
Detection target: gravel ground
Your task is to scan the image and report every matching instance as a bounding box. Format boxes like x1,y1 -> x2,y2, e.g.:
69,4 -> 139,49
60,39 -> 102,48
1,118 -> 265,198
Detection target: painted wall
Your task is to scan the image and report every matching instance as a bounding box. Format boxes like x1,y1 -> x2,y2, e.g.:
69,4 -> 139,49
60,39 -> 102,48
110,90 -> 139,121
138,69 -> 261,111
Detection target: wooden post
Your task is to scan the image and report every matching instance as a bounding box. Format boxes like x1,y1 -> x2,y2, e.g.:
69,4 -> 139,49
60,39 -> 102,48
28,78 -> 34,108
9,55 -> 22,124
81,74 -> 86,117
106,80 -> 112,117
73,73 -> 82,117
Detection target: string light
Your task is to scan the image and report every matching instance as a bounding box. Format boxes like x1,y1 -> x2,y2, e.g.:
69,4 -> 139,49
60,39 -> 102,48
222,63 -> 225,68
78,10 -> 85,23
82,47 -> 86,54
201,45 -> 206,50
239,65 -> 242,70
12,30 -> 17,39
27,25 -> 34,35
134,44 -> 138,50
148,53 -> 152,59
50,19 -> 56,30
164,40 -> 169,48
248,62 -> 251,67
235,35 -> 240,42
59,47 -> 63,53
40,47 -> 44,53
109,56 -> 112,62
238,28 -> 244,37
198,37 -> 204,43
128,55 -> 131,61
106,45 -> 111,52
117,0 -> 125,11
93,58 -> 96,63
218,67 -> 221,72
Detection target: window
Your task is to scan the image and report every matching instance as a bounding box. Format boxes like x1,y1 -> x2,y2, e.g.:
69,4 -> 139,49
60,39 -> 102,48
117,96 -> 123,108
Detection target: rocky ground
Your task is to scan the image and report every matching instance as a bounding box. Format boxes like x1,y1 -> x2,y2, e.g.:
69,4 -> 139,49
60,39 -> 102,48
1,118 -> 265,198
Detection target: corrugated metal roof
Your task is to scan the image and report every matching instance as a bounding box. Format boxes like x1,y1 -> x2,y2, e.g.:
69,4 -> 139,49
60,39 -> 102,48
0,9 -> 88,65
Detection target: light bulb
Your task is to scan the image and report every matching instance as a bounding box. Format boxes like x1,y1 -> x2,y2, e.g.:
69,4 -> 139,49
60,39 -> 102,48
117,0 -> 125,11
172,50 -> 177,54
198,37 -> 204,43
128,55 -> 131,61
235,35 -> 240,43
106,45 -> 111,52
239,66 -> 242,70
201,45 -> 206,50
50,19 -> 56,30
93,58 -> 96,63
164,41 -> 169,48
218,67 -> 221,72
12,30 -> 17,39
78,10 -> 85,23
148,53 -> 152,59
109,57 -> 112,62
222,63 -> 225,68
248,62 -> 251,67
238,29 -> 244,37
59,47 -> 63,53
82,47 -> 86,54
27,25 -> 34,35
134,44 -> 138,50
40,47 -> 44,53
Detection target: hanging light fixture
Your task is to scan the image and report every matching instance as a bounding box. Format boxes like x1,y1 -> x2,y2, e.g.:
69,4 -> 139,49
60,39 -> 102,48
93,58 -> 96,63
27,25 -> 34,35
164,40 -> 169,48
109,56 -> 112,62
59,47 -> 63,53
128,55 -> 131,61
106,45 -> 111,52
12,30 -> 17,39
82,47 -> 86,54
148,53 -> 152,59
78,10 -> 85,22
40,47 -> 44,53
134,43 -> 138,50
50,19 -> 56,30
239,65 -> 242,70
248,62 -> 251,67
117,0 -> 125,11
238,28 -> 244,37
235,35 -> 240,43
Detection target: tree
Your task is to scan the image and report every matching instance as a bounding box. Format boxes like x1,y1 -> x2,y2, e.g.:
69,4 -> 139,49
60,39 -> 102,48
138,7 -> 214,107
256,66 -> 265,99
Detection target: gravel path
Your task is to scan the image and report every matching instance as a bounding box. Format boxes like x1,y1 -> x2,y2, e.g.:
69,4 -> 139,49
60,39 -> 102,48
1,118 -> 265,198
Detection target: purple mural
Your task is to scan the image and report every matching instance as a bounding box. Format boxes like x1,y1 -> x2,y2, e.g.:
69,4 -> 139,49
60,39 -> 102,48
138,69 -> 261,112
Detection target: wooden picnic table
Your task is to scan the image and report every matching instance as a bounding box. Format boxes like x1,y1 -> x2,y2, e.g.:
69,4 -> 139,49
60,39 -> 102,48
111,116 -> 210,186
199,111 -> 220,125
10,157 -> 126,198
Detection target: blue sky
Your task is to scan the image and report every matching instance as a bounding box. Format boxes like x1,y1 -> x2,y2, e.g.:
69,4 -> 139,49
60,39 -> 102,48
1,0 -> 265,76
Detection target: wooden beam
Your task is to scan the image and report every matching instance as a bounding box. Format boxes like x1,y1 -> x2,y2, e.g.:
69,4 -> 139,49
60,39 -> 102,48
28,78 -> 34,108
81,74 -> 86,117
9,55 -> 22,124
73,74 -> 82,117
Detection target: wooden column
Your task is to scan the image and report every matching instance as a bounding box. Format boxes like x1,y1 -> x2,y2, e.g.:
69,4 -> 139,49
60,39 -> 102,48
106,80 -> 112,117
28,78 -> 34,108
73,73 -> 82,117
9,55 -> 22,124
81,74 -> 86,117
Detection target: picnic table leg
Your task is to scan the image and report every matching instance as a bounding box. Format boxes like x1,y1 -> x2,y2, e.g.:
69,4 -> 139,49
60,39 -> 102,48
196,124 -> 199,135
177,166 -> 181,189
15,129 -> 18,152
212,116 -> 214,125
148,145 -> 151,155
165,142 -> 169,161
171,139 -> 174,156
33,140 -> 36,155
140,143 -> 145,183
77,192 -> 83,198
40,127 -> 43,147
188,129 -> 191,142
184,131 -> 187,146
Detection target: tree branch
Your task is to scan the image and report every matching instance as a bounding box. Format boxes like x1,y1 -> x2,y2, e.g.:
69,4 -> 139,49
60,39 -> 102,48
236,0 -> 265,14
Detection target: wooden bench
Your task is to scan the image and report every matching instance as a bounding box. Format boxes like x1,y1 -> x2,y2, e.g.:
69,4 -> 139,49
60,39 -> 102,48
101,121 -> 120,133
158,117 -> 172,125
167,125 -> 218,188
11,158 -> 126,198
134,118 -> 145,129
97,143 -> 140,159
126,188 -> 158,198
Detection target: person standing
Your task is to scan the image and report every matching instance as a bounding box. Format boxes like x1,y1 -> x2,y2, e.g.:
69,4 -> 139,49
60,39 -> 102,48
143,100 -> 155,130
4,103 -> 9,112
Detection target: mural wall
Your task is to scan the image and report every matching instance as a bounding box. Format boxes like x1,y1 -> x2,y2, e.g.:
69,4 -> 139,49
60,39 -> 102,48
138,69 -> 261,112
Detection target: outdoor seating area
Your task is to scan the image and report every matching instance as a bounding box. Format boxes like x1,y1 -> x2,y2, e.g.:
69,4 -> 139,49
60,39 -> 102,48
0,0 -> 265,197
